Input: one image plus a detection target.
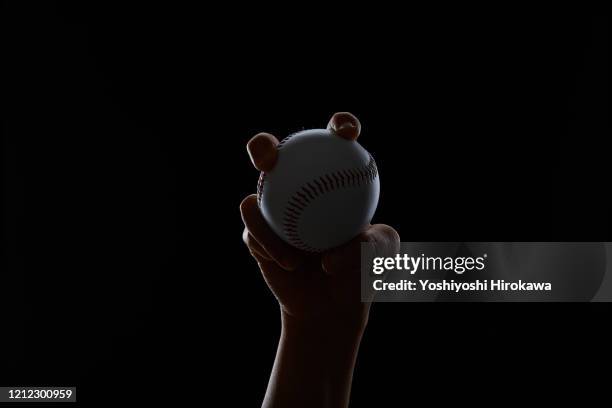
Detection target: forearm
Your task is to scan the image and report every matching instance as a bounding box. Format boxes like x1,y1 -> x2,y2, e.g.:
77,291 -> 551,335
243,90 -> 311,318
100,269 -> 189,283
262,311 -> 366,408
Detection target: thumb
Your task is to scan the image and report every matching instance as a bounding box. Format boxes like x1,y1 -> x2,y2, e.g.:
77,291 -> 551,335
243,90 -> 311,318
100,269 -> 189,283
322,224 -> 400,276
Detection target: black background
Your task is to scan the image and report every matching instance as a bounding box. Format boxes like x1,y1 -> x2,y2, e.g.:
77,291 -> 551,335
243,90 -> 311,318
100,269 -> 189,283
3,3 -> 610,405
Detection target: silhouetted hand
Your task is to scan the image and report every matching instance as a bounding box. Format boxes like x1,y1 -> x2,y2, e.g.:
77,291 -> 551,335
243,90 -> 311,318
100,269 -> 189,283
240,112 -> 399,408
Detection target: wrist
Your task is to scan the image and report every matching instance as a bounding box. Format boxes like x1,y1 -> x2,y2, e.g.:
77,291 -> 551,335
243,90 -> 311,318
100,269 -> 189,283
280,308 -> 368,342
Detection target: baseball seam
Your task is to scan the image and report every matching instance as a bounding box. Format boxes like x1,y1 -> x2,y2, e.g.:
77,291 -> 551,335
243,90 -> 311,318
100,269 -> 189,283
256,133 -> 299,208
277,153 -> 378,252
276,132 -> 298,149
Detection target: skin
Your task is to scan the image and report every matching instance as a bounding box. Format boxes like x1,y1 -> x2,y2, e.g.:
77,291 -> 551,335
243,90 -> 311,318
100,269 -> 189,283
240,112 -> 400,408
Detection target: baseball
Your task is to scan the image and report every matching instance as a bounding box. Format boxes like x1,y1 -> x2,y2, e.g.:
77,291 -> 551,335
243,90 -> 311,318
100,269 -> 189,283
257,129 -> 380,252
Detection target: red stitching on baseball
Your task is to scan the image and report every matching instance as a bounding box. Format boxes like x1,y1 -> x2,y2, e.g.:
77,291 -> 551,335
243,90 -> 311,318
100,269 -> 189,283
296,191 -> 310,204
350,169 -> 359,185
324,174 -> 334,190
278,155 -> 378,252
257,173 -> 266,207
284,210 -> 299,218
292,197 -> 308,207
320,176 -> 329,192
313,179 -> 324,194
331,173 -> 341,188
284,208 -> 300,218
305,183 -> 318,199
339,171 -> 348,187
276,132 -> 298,149
291,196 -> 307,207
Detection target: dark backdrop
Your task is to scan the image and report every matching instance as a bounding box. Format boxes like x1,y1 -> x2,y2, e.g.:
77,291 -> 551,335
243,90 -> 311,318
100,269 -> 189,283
3,3 -> 610,405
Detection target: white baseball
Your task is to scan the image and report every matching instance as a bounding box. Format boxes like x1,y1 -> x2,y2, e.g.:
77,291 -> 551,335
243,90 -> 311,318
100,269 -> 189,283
257,129 -> 380,252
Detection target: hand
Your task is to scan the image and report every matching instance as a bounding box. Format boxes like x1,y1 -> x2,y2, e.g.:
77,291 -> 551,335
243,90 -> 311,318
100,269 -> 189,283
240,112 -> 400,331
241,112 -> 400,408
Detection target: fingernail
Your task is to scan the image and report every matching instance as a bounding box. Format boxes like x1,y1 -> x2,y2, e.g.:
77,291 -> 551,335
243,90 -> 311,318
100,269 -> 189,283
335,127 -> 357,140
330,116 -> 360,140
337,122 -> 356,131
335,123 -> 357,139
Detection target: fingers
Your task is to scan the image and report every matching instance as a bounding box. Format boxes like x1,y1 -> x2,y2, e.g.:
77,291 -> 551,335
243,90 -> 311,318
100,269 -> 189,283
247,133 -> 279,172
365,224 -> 401,258
321,234 -> 364,274
322,224 -> 400,275
248,114 -> 360,172
240,194 -> 304,270
327,112 -> 361,141
242,227 -> 271,260
250,251 -> 293,287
